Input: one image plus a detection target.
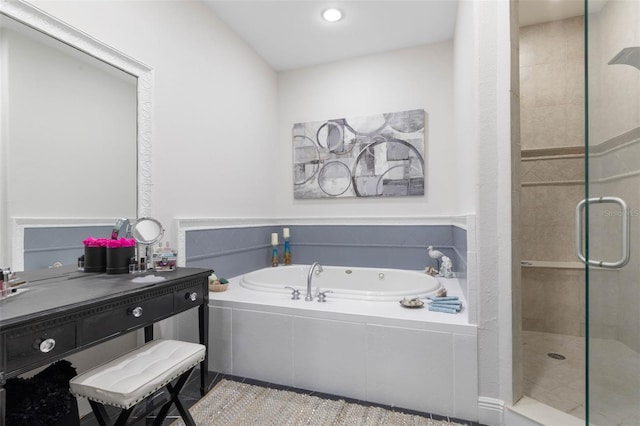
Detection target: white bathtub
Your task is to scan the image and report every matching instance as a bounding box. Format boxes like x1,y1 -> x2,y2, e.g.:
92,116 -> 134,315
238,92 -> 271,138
240,265 -> 442,301
185,265 -> 478,420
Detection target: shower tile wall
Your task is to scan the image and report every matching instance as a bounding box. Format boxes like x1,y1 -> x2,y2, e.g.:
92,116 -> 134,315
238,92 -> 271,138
520,16 -> 584,150
587,0 -> 640,354
520,16 -> 585,337
589,131 -> 640,351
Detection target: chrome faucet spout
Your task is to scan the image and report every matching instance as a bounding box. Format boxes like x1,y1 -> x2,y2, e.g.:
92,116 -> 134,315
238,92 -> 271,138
306,262 -> 323,301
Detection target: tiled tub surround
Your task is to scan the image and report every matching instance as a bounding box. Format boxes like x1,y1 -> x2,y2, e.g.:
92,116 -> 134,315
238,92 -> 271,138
182,222 -> 467,292
203,272 -> 478,421
175,219 -> 477,420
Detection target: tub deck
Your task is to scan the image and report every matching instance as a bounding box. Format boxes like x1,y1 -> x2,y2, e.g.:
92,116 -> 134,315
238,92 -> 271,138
202,270 -> 477,420
211,273 -> 471,335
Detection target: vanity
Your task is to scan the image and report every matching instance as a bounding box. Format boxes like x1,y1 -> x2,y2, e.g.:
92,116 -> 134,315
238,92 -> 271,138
0,266 -> 211,426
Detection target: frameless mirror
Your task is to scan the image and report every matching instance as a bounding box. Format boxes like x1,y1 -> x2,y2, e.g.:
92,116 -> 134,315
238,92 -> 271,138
131,217 -> 164,245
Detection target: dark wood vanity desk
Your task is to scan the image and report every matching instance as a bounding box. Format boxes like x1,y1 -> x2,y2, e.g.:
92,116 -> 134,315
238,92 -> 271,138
0,266 -> 211,426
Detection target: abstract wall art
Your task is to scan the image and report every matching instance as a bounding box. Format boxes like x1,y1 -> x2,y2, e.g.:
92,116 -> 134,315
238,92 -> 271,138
293,109 -> 427,199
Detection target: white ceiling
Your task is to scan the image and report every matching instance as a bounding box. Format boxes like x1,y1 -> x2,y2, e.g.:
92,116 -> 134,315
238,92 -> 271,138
203,0 -> 595,72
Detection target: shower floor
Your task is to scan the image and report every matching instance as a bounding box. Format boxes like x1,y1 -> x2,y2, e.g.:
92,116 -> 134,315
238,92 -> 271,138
523,330 -> 640,425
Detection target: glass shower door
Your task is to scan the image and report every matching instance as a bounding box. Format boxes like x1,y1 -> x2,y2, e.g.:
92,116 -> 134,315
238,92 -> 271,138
584,0 -> 640,424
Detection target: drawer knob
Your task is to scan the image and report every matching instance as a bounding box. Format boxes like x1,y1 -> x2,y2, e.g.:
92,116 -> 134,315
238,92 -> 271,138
129,306 -> 144,318
185,292 -> 198,302
34,338 -> 56,353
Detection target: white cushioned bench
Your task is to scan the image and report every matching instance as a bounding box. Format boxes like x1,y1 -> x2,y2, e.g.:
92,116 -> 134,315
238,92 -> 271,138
70,339 -> 205,426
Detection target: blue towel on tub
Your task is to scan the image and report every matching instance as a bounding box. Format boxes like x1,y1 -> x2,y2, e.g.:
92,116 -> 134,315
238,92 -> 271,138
428,296 -> 462,313
429,305 -> 460,314
428,299 -> 461,306
427,296 -> 459,301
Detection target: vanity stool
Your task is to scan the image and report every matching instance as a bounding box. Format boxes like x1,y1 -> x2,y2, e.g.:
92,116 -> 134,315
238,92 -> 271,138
69,339 -> 205,426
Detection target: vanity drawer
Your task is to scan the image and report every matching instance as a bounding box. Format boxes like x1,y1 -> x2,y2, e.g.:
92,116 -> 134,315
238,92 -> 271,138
81,293 -> 173,343
6,322 -> 76,373
175,284 -> 205,313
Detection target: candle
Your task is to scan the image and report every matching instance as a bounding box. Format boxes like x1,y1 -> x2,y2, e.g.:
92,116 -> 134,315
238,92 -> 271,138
283,228 -> 290,239
271,233 -> 278,246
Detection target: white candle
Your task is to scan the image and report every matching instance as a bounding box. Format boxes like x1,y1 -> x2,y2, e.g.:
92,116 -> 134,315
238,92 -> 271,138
271,233 -> 278,246
283,228 -> 290,239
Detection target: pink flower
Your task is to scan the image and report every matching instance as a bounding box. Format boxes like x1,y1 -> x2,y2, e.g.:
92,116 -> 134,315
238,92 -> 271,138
83,237 -> 109,247
105,238 -> 136,248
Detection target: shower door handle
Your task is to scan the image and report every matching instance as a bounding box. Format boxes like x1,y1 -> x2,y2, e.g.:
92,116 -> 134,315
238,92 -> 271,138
575,196 -> 630,268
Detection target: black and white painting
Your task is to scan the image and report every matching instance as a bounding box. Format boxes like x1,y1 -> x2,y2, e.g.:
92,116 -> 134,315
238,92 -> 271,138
293,109 -> 426,199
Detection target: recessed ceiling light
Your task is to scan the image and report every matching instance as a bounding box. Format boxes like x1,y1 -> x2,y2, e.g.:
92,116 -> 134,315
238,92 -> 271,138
322,8 -> 343,22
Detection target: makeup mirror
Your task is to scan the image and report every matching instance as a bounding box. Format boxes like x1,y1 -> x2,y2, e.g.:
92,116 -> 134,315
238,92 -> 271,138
131,217 -> 164,246
131,217 -> 164,269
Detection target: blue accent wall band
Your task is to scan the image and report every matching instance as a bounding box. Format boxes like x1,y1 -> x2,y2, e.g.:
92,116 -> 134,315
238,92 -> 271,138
23,225 -> 112,271
185,224 -> 467,280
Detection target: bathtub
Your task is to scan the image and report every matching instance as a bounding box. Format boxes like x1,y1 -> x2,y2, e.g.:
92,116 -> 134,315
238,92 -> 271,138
178,265 -> 478,421
240,265 -> 442,301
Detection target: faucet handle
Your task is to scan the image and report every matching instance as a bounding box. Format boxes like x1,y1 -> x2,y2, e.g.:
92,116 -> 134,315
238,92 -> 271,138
316,289 -> 333,302
284,286 -> 301,300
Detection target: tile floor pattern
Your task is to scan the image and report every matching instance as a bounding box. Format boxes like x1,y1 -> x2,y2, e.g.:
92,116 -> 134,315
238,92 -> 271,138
80,371 -> 485,425
523,330 -> 640,425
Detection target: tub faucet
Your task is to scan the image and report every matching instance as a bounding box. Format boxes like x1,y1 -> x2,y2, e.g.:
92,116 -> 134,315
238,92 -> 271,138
306,262 -> 323,301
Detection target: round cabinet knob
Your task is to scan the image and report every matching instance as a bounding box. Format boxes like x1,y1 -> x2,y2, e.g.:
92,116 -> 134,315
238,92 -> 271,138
185,292 -> 198,302
34,338 -> 56,353
129,306 -> 144,318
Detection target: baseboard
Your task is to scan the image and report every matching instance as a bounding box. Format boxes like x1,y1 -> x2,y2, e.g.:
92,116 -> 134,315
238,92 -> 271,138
478,396 -> 505,425
506,396 -> 582,426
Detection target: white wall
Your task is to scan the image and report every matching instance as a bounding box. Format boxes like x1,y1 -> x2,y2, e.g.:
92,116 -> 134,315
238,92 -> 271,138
276,42 -> 456,217
453,0 -> 479,216
30,0 -> 280,243
454,0 -> 515,424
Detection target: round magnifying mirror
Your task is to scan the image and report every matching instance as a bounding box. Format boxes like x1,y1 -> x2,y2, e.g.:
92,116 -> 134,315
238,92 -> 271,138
131,217 -> 164,245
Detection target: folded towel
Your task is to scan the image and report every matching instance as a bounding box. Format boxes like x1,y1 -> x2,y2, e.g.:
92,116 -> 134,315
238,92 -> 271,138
428,299 -> 461,306
432,302 -> 461,310
427,296 -> 459,301
428,305 -> 459,314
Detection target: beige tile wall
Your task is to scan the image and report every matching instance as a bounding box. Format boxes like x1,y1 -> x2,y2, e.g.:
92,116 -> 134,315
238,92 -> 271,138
520,16 -> 586,337
521,10 -> 640,346
588,0 -> 640,145
520,16 -> 584,150
587,0 -> 640,352
522,267 -> 585,336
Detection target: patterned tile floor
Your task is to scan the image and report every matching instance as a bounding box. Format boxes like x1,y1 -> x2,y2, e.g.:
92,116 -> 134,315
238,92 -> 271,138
80,371 -> 485,425
523,330 -> 640,425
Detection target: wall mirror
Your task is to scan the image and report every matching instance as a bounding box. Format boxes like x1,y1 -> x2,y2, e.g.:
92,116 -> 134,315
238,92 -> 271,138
0,0 -> 153,270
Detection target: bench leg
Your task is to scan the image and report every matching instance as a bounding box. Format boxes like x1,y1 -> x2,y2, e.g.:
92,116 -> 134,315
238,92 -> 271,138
89,400 -> 112,426
113,407 -> 135,426
152,367 -> 196,426
89,399 -> 136,426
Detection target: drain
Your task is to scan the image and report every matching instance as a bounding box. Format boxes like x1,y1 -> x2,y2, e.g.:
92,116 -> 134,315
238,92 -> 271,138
547,352 -> 566,360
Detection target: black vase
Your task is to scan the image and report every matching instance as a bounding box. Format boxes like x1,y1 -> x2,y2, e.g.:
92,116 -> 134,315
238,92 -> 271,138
106,246 -> 135,274
84,246 -> 106,272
